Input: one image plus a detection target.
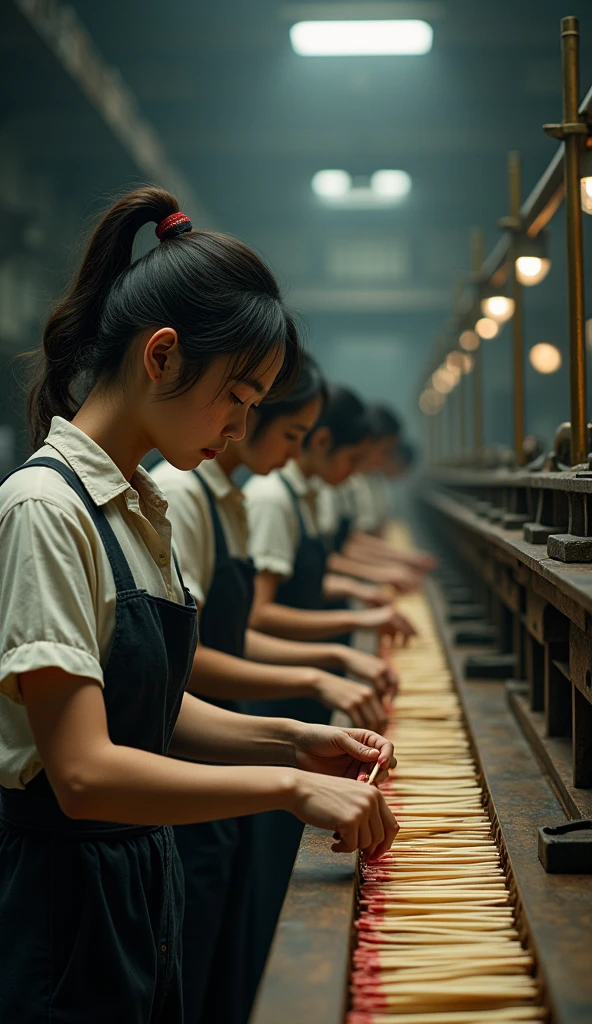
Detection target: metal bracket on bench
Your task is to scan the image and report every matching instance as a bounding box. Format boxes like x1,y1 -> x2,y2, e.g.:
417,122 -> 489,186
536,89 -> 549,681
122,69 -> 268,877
537,820 -> 592,873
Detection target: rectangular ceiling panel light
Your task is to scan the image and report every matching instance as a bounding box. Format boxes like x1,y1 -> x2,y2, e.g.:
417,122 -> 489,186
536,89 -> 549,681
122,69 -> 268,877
290,20 -> 433,55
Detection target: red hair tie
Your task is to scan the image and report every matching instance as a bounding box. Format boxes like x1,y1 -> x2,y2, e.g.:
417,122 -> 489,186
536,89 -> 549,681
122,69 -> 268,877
155,212 -> 192,241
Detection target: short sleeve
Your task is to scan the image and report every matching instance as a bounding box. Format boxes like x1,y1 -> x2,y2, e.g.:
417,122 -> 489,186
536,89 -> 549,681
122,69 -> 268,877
0,498 -> 104,703
162,483 -> 212,607
246,496 -> 297,578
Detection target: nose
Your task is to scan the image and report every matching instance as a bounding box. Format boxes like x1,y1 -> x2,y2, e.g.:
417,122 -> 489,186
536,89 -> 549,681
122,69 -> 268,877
223,406 -> 249,442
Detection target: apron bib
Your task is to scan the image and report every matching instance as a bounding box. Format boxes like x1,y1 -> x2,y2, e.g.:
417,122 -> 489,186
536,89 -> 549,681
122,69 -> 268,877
0,457 -> 197,1024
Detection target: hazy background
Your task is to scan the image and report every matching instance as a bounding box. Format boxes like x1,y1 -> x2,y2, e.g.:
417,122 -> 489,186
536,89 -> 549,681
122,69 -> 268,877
1,0 -> 592,468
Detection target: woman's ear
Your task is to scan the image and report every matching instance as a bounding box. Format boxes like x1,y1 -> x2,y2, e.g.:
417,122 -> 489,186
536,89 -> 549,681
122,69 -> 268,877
143,328 -> 180,383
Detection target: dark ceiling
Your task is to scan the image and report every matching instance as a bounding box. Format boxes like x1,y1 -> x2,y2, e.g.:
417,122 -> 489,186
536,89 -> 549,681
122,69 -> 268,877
2,0 -> 592,445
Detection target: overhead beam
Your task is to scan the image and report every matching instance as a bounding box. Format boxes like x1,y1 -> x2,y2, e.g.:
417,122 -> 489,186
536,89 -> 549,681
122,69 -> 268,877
12,0 -> 214,226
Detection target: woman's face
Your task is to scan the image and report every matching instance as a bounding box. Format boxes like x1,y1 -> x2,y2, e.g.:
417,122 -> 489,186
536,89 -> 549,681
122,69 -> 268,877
237,394 -> 324,475
141,332 -> 284,471
321,438 -> 371,486
358,435 -> 399,473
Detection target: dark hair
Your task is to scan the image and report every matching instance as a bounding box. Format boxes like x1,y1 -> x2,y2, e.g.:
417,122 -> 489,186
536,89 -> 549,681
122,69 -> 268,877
366,404 -> 402,440
305,384 -> 369,452
251,352 -> 327,439
28,186 -> 300,447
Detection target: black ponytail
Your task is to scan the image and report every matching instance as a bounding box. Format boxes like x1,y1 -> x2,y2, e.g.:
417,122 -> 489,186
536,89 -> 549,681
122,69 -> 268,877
304,385 -> 369,451
28,186 -> 300,448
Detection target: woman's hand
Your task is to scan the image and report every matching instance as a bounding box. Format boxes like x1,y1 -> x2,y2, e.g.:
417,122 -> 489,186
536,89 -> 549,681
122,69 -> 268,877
312,672 -> 388,731
287,769 -> 399,861
293,724 -> 395,783
340,646 -> 399,697
357,603 -> 418,644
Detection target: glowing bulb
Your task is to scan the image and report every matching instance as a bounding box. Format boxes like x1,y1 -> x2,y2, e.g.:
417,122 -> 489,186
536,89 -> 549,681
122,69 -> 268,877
581,176 -> 592,215
311,170 -> 352,199
459,329 -> 480,352
432,365 -> 460,394
419,388 -> 444,415
370,170 -> 411,200
529,343 -> 562,374
480,295 -> 515,323
475,317 -> 499,340
290,20 -> 433,56
446,351 -> 465,371
515,255 -> 551,286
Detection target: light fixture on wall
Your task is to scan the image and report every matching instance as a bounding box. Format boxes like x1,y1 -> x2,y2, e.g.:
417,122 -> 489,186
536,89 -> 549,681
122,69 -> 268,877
529,342 -> 562,374
514,231 -> 551,286
290,20 -> 433,56
459,329 -> 480,352
475,317 -> 500,340
419,388 -> 444,414
480,293 -> 515,323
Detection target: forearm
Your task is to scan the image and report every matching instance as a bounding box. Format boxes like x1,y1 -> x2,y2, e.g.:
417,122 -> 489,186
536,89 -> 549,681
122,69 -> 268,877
170,692 -> 301,764
187,644 -> 318,701
245,629 -> 347,670
249,600 -> 359,641
327,551 -> 387,584
67,742 -> 297,826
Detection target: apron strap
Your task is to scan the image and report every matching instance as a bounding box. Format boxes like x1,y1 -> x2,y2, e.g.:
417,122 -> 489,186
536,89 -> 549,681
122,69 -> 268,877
278,473 -> 309,540
1,457 -> 137,594
192,470 -> 230,562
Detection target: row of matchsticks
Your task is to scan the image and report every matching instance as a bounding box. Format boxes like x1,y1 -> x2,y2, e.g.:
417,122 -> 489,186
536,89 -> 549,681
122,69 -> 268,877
347,574 -> 546,1024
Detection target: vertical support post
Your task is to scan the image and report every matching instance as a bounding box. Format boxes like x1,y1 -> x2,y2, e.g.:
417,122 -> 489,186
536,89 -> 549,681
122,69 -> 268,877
561,16 -> 588,465
471,228 -> 485,461
459,373 -> 466,462
508,152 -> 525,465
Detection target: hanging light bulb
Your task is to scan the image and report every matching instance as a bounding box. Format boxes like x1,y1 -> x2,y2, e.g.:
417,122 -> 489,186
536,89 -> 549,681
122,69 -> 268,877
529,343 -> 562,374
459,329 -> 480,352
419,388 -> 444,414
580,147 -> 592,215
475,317 -> 499,340
514,231 -> 551,286
432,364 -> 460,394
480,294 -> 515,323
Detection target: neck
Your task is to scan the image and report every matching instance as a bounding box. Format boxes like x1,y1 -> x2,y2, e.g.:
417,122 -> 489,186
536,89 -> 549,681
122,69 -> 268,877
72,387 -> 149,482
217,444 -> 243,476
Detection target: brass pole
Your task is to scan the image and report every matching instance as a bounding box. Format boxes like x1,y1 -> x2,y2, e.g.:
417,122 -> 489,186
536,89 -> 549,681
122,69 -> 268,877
561,16 -> 588,464
471,227 -> 485,460
508,152 -> 525,465
459,373 -> 467,461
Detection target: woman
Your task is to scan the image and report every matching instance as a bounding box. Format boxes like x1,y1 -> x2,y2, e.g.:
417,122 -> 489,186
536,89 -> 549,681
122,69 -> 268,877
245,385 -> 415,653
150,356 -> 391,1022
0,187 -> 398,1024
243,384 -> 412,970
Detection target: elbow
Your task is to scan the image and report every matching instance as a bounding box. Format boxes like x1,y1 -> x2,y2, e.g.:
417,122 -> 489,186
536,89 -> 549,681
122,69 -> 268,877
51,760 -> 108,821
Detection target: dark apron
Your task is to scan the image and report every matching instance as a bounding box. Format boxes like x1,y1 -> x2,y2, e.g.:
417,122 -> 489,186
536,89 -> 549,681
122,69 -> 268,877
247,472 -> 331,990
173,471 -> 256,1024
324,510 -> 355,647
0,456 -> 198,1024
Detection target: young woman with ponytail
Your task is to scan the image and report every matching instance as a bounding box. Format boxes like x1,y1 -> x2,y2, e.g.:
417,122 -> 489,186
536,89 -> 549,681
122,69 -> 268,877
0,188 -> 398,1024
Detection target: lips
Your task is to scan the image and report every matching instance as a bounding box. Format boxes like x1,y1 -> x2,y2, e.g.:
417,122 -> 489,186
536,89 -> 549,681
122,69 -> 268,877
201,449 -> 219,459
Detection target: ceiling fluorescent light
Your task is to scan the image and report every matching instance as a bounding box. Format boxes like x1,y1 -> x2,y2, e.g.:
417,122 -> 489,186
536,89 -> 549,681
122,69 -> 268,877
290,20 -> 433,56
